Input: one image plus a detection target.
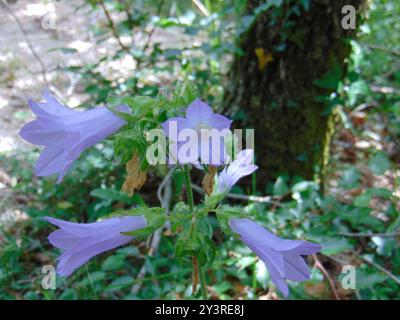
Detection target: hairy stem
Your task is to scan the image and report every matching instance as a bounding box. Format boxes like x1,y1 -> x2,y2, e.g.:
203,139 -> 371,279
183,165 -> 195,212
182,165 -> 208,299
199,265 -> 208,300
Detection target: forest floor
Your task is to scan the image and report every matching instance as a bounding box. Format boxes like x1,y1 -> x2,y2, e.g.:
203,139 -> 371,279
0,0 -> 189,225
0,0 -> 93,224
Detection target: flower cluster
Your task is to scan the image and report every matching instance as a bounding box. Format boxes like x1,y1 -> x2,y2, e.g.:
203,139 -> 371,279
20,89 -> 321,298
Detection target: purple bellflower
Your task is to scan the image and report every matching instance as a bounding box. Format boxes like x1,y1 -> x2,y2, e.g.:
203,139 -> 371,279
229,218 -> 321,297
217,149 -> 258,193
162,99 -> 232,166
45,215 -> 147,276
19,90 -> 128,182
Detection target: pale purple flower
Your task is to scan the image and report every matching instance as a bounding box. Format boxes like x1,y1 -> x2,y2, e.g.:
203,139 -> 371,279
229,218 -> 321,297
45,215 -> 147,276
162,98 -> 232,166
19,90 -> 128,182
217,149 -> 258,193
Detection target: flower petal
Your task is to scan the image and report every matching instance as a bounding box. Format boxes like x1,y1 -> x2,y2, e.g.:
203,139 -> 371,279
289,241 -> 322,255
217,150 -> 257,192
209,113 -> 232,130
48,229 -> 80,251
35,146 -> 73,177
19,120 -> 65,146
263,258 -> 290,297
63,107 -> 127,160
230,219 -> 286,277
44,216 -> 147,237
29,91 -> 76,119
283,253 -> 310,281
229,218 -> 281,244
243,234 -> 286,277
185,99 -> 214,128
22,92 -> 129,182
162,117 -> 189,140
56,234 -> 132,276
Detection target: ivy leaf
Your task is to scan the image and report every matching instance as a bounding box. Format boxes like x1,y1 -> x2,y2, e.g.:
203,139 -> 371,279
314,62 -> 343,89
300,0 -> 310,11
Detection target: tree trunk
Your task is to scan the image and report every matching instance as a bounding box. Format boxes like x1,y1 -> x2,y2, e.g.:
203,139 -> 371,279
224,0 -> 364,187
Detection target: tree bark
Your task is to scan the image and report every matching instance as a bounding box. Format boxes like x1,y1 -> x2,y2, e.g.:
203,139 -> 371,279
224,0 -> 365,187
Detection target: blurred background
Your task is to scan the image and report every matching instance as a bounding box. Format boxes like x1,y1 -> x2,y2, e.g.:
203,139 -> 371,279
0,0 -> 399,299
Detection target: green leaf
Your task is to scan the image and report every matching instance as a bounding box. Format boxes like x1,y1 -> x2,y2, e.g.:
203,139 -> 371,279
236,256 -> 257,271
216,205 -> 247,235
101,254 -> 125,271
314,62 -> 343,89
175,228 -> 216,267
273,177 -> 289,196
340,167 -> 360,189
320,237 -> 352,255
106,276 -> 134,291
369,153 -> 390,175
291,181 -> 318,192
130,96 -> 157,118
347,79 -> 371,106
356,269 -> 387,290
300,0 -> 310,11
213,281 -> 232,295
58,289 -> 78,300
90,188 -> 131,203
354,193 -> 371,207
57,201 -> 74,210
369,188 -> 392,199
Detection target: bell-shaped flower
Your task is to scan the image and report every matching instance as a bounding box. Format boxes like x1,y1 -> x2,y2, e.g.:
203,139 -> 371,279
19,90 -> 129,182
45,215 -> 147,276
162,98 -> 232,166
217,149 -> 258,193
229,218 -> 321,297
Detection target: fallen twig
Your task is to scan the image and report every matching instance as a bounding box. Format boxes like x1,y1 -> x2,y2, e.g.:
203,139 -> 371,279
99,0 -> 130,52
363,44 -> 400,57
338,229 -> 400,238
1,0 -> 49,86
192,183 -> 282,206
312,254 -> 341,300
352,251 -> 400,286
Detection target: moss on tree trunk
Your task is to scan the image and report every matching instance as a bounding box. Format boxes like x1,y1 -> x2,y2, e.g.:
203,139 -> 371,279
224,0 -> 365,188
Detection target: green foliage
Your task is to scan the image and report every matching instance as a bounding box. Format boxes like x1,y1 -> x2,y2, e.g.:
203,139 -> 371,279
1,0 -> 399,301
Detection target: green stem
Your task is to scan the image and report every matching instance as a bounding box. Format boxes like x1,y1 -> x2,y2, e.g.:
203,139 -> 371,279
182,165 -> 208,299
183,165 -> 194,212
183,165 -> 197,237
199,266 -> 208,300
